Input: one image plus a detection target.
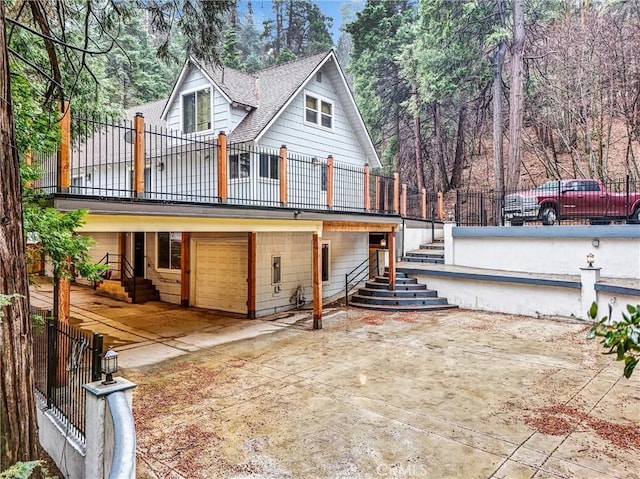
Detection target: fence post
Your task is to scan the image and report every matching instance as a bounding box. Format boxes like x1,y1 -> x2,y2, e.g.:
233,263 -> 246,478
279,145 -> 288,206
393,173 -> 400,214
92,333 -> 104,382
438,191 -> 444,220
326,155 -> 334,209
217,132 -> 227,202
375,176 -> 381,213
421,188 -> 427,219
57,100 -> 71,192
25,150 -> 33,188
401,183 -> 407,217
46,318 -> 57,409
364,164 -> 371,211
133,112 -> 145,198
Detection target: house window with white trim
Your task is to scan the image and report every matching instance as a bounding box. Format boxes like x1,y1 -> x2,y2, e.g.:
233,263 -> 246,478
157,232 -> 181,270
259,153 -> 279,180
305,93 -> 333,129
230,153 -> 250,179
182,88 -> 211,134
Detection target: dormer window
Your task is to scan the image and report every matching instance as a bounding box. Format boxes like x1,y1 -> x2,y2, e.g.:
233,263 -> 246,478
182,88 -> 211,134
305,93 -> 333,130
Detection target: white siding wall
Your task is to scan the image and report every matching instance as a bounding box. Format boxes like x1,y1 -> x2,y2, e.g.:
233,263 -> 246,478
322,232 -> 369,298
165,66 -> 230,135
145,232 -> 181,304
258,65 -> 369,166
255,232 -> 311,316
254,231 -> 369,316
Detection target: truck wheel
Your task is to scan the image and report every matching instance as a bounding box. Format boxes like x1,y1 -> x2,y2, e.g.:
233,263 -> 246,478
630,208 -> 640,224
541,206 -> 557,225
510,219 -> 524,226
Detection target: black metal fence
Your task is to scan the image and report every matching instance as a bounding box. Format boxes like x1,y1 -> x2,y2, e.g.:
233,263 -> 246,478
455,176 -> 640,226
32,306 -> 104,445
405,186 -> 441,220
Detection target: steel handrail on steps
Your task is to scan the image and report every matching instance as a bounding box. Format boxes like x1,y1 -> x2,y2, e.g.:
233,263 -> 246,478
344,250 -> 379,306
95,253 -> 137,303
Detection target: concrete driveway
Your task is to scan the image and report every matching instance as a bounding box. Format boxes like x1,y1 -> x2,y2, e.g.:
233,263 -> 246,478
29,280 -> 322,368
118,307 -> 640,479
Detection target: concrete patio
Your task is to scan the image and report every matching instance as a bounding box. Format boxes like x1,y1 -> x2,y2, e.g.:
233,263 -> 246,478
30,281 -> 640,478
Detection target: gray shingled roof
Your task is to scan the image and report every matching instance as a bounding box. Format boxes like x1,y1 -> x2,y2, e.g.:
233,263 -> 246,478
197,61 -> 258,108
225,51 -> 331,143
126,98 -> 167,128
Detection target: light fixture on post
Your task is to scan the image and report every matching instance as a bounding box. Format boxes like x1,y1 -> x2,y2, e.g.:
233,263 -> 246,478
586,253 -> 595,267
101,348 -> 119,385
592,238 -> 600,248
380,238 -> 387,249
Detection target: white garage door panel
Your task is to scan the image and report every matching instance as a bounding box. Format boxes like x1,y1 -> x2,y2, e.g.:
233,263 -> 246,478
194,242 -> 247,313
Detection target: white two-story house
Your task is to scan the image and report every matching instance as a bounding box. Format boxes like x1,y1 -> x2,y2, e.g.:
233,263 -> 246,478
39,49 -> 403,324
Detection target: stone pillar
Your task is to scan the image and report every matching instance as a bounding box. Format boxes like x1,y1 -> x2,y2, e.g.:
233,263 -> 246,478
83,378 -> 137,479
580,266 -> 601,321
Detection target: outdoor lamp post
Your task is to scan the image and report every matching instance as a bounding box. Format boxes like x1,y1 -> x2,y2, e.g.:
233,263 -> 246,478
101,348 -> 119,385
586,253 -> 595,267
380,238 -> 387,249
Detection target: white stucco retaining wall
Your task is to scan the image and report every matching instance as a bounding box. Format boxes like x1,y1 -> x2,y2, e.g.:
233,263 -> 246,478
414,274 -> 583,318
446,225 -> 640,279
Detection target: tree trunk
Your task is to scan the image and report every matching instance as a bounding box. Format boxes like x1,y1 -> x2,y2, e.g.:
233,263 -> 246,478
412,85 -> 425,191
433,102 -> 449,191
506,0 -> 525,192
449,106 -> 465,189
0,3 -> 40,468
493,0 -> 507,195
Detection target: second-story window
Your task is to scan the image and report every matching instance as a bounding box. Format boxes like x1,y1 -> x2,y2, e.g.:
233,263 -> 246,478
182,88 -> 211,134
259,153 -> 279,180
305,93 -> 333,129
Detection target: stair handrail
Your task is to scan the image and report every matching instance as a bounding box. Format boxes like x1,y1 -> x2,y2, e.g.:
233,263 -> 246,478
344,250 -> 379,307
93,253 -> 137,303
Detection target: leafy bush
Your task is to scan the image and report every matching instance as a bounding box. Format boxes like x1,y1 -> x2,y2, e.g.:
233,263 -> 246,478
588,302 -> 640,378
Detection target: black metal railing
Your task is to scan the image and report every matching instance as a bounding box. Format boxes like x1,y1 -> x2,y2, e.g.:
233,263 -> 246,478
32,112 -> 402,217
345,250 -> 379,306
96,253 -> 137,302
32,306 -> 104,445
456,176 -> 640,226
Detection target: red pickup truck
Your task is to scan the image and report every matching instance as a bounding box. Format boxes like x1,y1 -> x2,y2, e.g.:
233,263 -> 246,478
504,179 -> 640,225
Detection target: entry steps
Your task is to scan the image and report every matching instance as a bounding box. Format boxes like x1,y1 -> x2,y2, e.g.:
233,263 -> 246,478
348,271 -> 457,312
97,277 -> 160,304
402,241 -> 444,265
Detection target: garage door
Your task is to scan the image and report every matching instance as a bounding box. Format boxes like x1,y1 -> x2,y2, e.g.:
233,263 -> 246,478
194,242 -> 247,314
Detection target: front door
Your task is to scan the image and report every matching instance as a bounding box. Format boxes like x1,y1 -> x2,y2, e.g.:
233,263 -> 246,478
134,232 -> 145,278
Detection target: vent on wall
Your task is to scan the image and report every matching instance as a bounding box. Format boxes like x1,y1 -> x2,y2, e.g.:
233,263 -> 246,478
316,72 -> 322,83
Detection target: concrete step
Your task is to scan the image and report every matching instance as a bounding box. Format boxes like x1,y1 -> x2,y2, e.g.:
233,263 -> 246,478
365,282 -> 429,291
350,295 -> 451,307
372,276 -> 417,285
401,256 -> 444,264
405,252 -> 444,259
357,288 -> 438,298
348,302 -> 458,312
419,244 -> 444,250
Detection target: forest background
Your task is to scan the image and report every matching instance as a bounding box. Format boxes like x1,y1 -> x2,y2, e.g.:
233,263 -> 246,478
17,0 -> 639,197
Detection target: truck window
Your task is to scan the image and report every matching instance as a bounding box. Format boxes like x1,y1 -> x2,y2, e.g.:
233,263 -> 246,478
583,181 -> 600,192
